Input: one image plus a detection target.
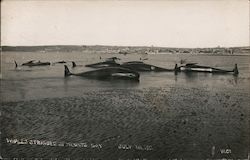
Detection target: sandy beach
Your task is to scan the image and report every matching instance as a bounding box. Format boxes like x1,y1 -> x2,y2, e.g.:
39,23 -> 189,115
1,85 -> 249,159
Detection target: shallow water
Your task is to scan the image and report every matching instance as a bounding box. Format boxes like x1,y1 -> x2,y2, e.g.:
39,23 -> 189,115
0,51 -> 250,159
1,52 -> 250,102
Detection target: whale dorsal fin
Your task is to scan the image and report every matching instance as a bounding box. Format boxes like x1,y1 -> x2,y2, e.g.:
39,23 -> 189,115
14,61 -> 18,68
64,65 -> 72,77
72,61 -> 76,68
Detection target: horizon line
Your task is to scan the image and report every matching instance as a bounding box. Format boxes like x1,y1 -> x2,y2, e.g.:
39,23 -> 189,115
1,44 -> 250,49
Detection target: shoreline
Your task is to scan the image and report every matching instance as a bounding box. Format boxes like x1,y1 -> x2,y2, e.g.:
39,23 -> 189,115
2,51 -> 250,56
2,45 -> 249,56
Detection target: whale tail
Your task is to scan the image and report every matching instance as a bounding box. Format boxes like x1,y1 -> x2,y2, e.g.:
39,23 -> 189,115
174,64 -> 180,71
64,65 -> 72,77
14,61 -> 18,68
174,64 -> 179,75
174,64 -> 178,70
72,61 -> 76,68
233,63 -> 239,75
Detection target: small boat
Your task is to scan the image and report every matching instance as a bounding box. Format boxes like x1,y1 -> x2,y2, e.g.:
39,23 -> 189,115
85,60 -> 120,68
176,63 -> 239,75
64,65 -> 140,81
121,61 -> 174,72
15,60 -> 50,67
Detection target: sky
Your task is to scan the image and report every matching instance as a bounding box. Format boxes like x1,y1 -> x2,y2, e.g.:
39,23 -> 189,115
1,0 -> 249,48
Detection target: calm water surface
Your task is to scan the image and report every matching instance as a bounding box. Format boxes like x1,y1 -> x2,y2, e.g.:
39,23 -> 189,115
1,51 -> 249,102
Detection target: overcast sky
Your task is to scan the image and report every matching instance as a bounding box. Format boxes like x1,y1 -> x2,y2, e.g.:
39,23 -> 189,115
1,0 -> 249,47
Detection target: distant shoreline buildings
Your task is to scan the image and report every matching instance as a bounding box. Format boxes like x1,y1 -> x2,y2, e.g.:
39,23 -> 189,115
1,45 -> 250,55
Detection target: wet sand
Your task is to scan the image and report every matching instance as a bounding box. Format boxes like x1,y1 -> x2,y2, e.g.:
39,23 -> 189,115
1,86 -> 249,159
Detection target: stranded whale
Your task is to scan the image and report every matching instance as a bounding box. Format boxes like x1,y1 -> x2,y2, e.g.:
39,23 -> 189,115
85,57 -> 121,68
121,61 -> 174,72
53,61 -> 67,65
175,63 -> 239,75
72,61 -> 84,68
64,65 -> 140,81
15,60 -> 50,67
85,60 -> 120,68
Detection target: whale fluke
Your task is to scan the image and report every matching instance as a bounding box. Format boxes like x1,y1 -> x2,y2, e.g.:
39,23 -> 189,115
64,65 -> 72,77
72,61 -> 77,68
233,64 -> 239,75
175,64 -> 178,70
14,61 -> 18,68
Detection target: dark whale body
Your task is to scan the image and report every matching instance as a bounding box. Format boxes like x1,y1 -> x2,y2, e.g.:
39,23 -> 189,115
52,61 -> 67,66
72,61 -> 84,68
121,61 -> 174,72
23,61 -> 50,66
15,60 -> 50,68
85,61 -> 120,68
22,60 -> 35,66
64,65 -> 140,81
106,57 -> 121,61
54,61 -> 67,64
176,63 -> 239,75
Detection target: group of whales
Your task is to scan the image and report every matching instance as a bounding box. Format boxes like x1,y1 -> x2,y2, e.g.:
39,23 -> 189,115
66,58 -> 174,81
14,57 -> 239,82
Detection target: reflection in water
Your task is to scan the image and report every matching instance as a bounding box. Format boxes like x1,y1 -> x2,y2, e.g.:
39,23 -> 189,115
184,72 -> 199,79
233,75 -> 238,85
177,71 -> 240,87
63,78 -> 69,92
174,74 -> 178,82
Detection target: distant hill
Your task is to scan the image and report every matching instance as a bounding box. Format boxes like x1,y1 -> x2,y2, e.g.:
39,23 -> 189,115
1,45 -> 250,55
1,45 -> 85,52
